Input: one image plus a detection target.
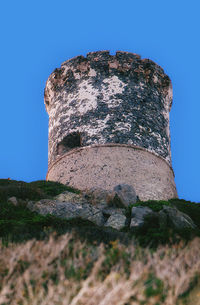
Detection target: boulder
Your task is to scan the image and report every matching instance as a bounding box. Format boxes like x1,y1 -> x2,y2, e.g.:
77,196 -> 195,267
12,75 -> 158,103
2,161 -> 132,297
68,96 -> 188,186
27,199 -> 105,226
7,196 -> 18,206
78,203 -> 105,226
27,199 -> 70,217
109,184 -> 137,208
55,191 -> 86,204
130,206 -> 154,229
104,214 -> 127,230
82,187 -> 112,207
159,206 -> 197,230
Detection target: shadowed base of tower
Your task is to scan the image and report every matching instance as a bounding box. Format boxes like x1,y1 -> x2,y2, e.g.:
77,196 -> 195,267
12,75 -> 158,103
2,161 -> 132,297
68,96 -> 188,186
46,144 -> 178,201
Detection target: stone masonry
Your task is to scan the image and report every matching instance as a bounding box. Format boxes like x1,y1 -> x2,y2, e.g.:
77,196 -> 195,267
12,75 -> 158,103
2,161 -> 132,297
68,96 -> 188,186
44,51 -> 178,201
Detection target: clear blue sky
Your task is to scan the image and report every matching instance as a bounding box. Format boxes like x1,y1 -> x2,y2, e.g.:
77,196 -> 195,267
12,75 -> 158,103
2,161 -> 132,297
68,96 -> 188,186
0,0 -> 199,202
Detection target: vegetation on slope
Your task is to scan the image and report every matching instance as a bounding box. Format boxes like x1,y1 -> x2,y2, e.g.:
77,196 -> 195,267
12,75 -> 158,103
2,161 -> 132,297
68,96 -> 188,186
0,179 -> 200,247
0,179 -> 200,304
0,179 -> 80,203
0,231 -> 200,305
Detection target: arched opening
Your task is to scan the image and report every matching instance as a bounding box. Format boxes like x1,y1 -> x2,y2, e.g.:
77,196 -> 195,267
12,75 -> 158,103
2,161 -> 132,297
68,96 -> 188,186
57,132 -> 82,156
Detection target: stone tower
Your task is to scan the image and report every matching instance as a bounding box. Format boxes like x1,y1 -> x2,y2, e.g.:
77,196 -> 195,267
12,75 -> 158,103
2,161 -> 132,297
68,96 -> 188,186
44,51 -> 177,201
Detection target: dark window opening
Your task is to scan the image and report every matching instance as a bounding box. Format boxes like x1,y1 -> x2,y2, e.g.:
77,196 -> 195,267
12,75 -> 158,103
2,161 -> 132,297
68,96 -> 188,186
57,132 -> 82,155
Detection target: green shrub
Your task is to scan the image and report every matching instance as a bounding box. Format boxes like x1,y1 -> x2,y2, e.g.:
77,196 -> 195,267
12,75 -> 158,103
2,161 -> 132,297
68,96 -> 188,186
131,200 -> 170,212
0,179 -> 80,203
29,180 -> 81,196
0,183 -> 46,202
144,273 -> 166,301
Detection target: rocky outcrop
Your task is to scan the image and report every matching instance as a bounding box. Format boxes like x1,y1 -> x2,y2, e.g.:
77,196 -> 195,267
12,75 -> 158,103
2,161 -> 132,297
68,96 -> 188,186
27,199 -> 105,227
8,184 -> 196,233
27,195 -> 196,232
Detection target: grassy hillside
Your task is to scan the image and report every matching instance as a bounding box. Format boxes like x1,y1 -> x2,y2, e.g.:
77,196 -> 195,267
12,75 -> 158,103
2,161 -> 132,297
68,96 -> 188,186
0,179 -> 200,305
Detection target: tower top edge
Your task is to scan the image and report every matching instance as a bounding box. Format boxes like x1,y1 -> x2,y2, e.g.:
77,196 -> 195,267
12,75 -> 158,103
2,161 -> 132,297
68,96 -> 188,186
45,50 -> 170,87
59,50 -> 165,74
44,50 -> 172,112
60,50 -> 142,65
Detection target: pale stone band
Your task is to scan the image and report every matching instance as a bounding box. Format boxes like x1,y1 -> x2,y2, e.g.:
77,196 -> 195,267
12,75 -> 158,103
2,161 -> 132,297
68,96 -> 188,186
47,144 -> 177,201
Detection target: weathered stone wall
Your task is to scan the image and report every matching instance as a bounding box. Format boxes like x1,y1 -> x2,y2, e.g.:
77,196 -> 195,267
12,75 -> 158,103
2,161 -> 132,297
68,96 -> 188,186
45,50 -> 177,200
45,51 -> 172,167
46,144 -> 177,201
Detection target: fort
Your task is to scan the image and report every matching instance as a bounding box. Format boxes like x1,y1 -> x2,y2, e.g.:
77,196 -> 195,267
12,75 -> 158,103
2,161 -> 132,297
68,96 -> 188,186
44,51 -> 177,201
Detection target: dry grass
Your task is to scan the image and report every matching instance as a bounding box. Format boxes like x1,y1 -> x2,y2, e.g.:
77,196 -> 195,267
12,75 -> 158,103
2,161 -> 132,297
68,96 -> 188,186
0,232 -> 200,305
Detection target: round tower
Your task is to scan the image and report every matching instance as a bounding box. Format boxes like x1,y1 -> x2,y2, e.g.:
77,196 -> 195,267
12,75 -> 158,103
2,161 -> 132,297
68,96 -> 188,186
45,51 -> 177,201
